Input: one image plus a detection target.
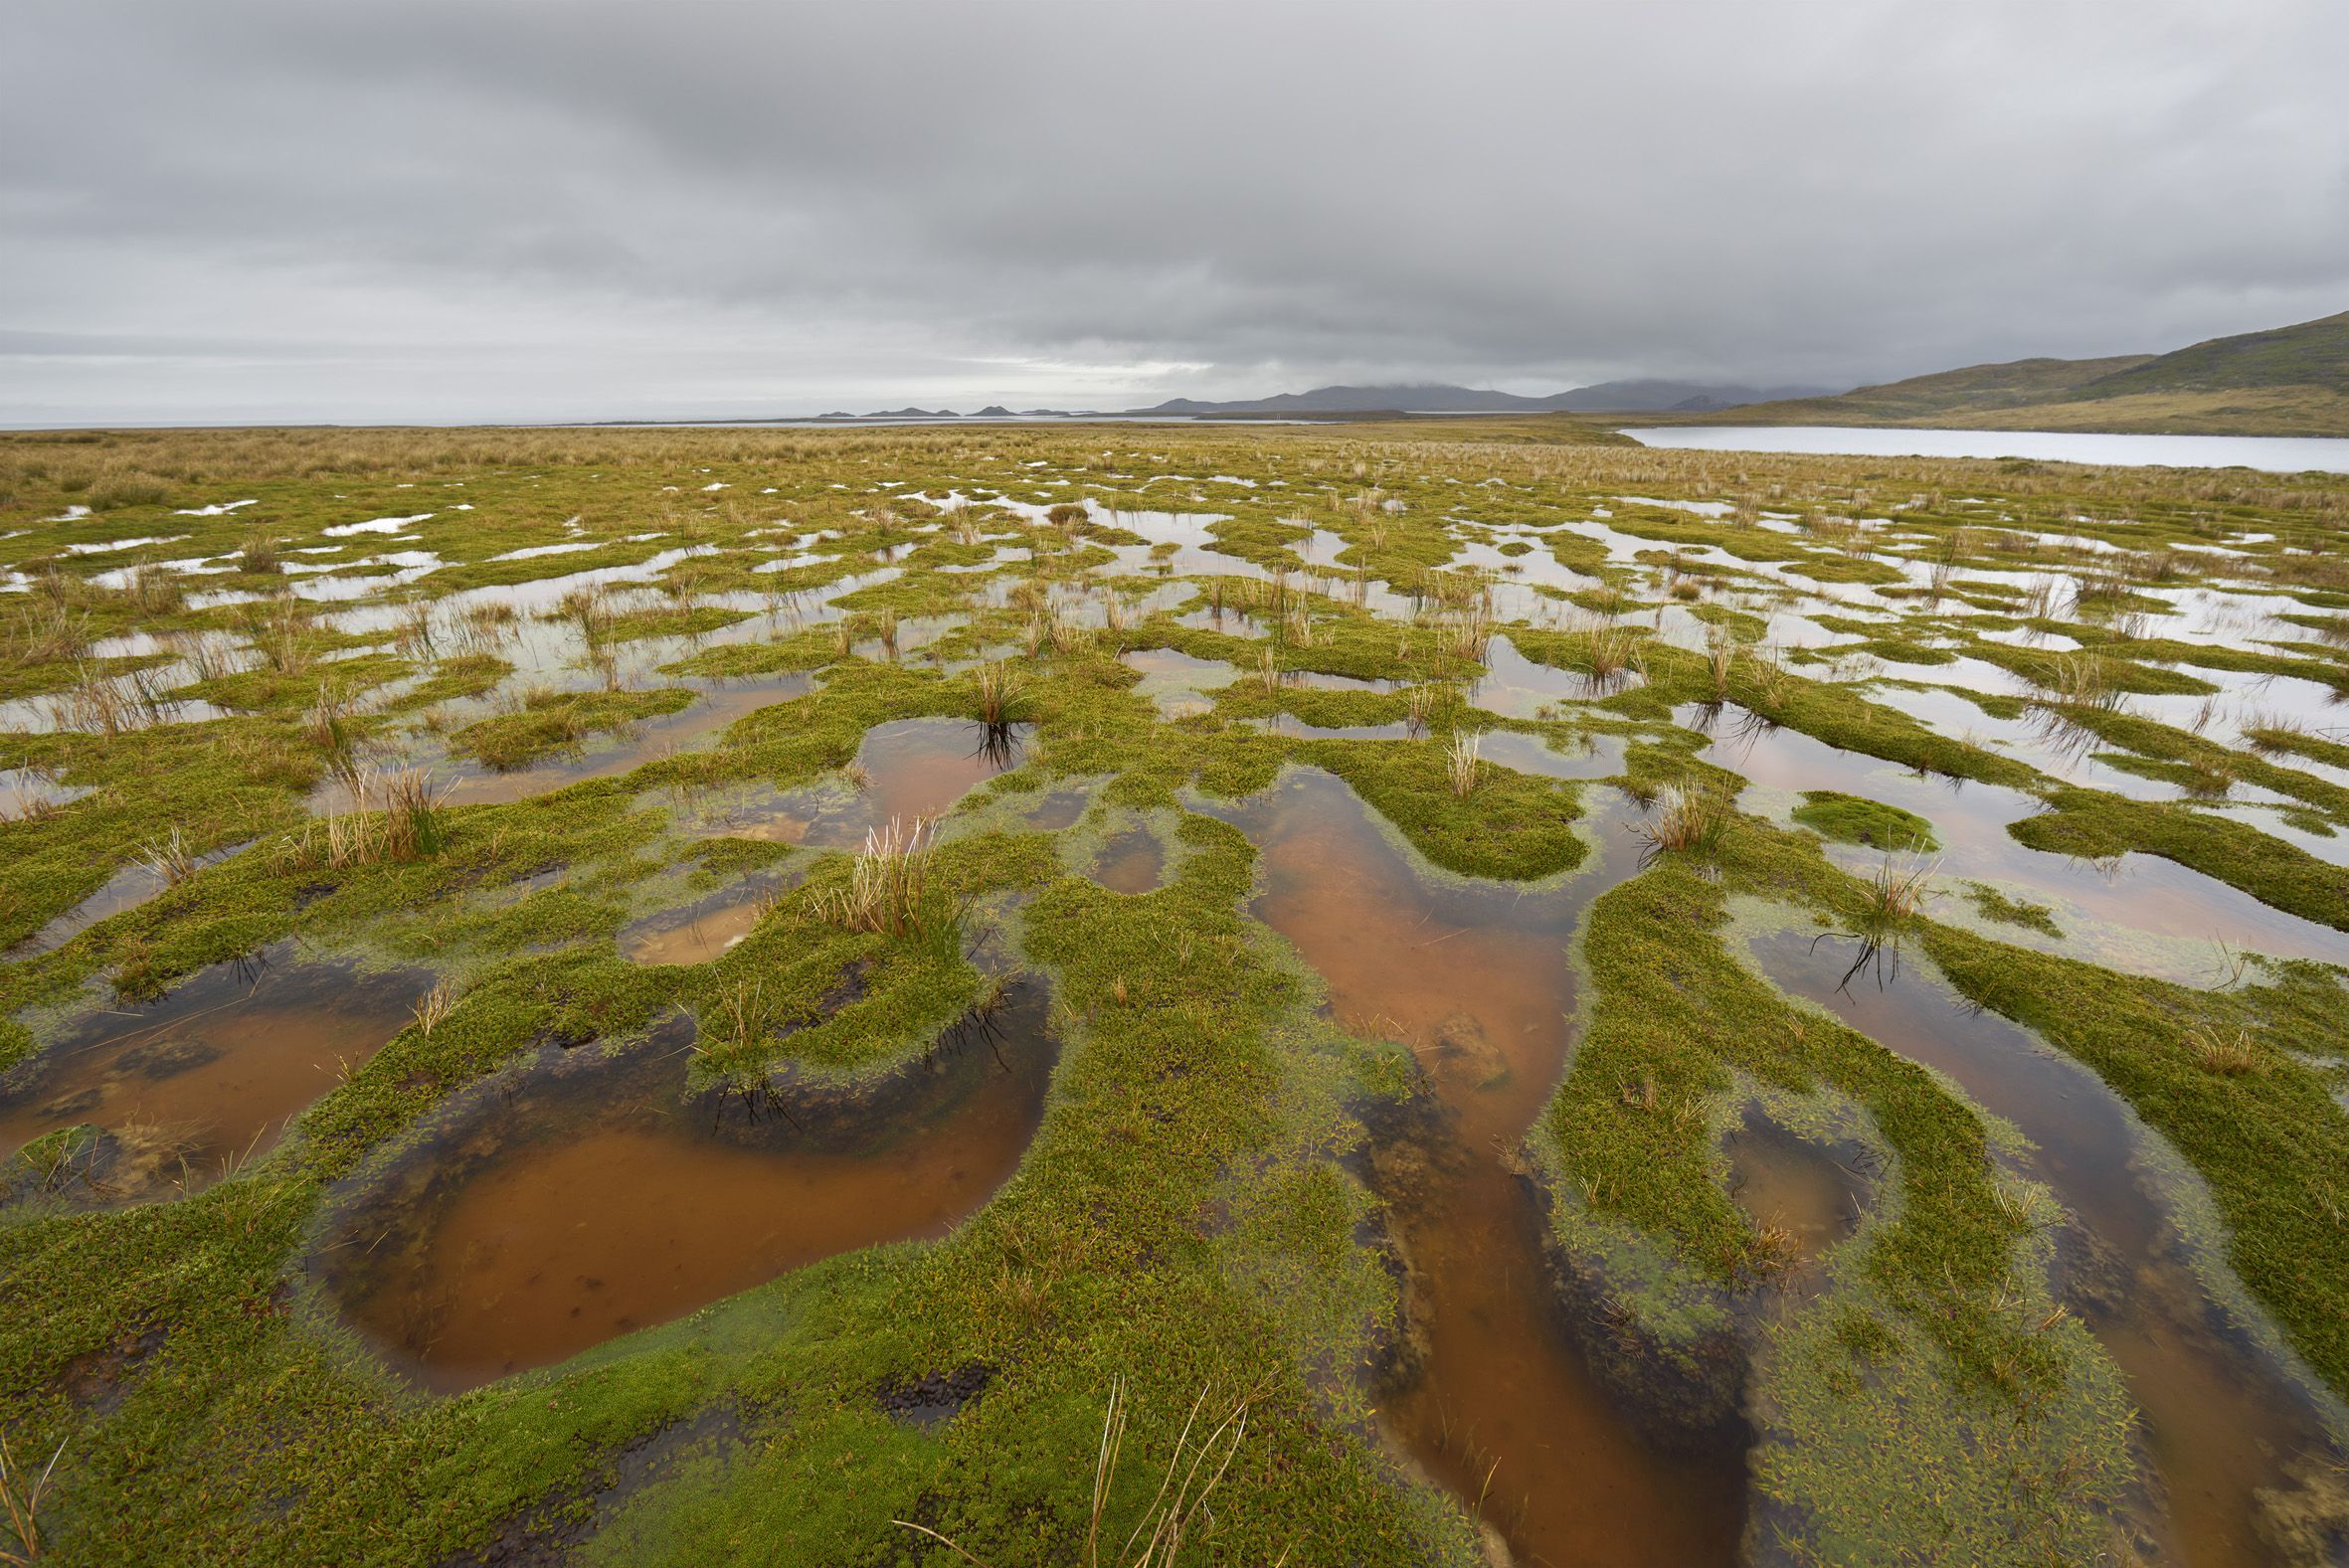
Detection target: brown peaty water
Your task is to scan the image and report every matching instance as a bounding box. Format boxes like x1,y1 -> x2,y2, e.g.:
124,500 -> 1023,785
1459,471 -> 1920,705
1089,829 -> 1166,895
0,944 -> 429,1192
723,718 -> 1025,847
1746,926 -> 2346,1566
620,898 -> 767,965
1722,1109 -> 1866,1304
1208,767 -> 1746,1567
317,985 -> 1055,1393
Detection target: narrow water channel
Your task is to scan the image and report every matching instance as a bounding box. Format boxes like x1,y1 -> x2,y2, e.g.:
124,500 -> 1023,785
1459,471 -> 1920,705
1745,926 -> 2346,1566
1207,767 -> 1747,1565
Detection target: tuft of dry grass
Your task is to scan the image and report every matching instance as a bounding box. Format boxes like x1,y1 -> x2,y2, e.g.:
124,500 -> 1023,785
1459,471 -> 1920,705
813,816 -> 941,939
47,662 -> 177,736
305,679 -> 357,754
1441,605 -> 1492,661
2,601 -> 86,667
975,660 -> 1028,728
1632,784 -> 1731,859
696,977 -> 774,1059
1446,731 -> 1481,798
114,566 -> 183,618
2185,1022 -> 2267,1076
2037,652 -> 2124,711
0,1434 -> 66,1565
274,767 -> 448,872
1704,630 -> 1736,703
896,1376 -> 1257,1568
135,826 -> 199,886
1581,623 -> 1637,682
411,976 -> 461,1037
1863,855 -> 1938,925
1405,682 -> 1444,736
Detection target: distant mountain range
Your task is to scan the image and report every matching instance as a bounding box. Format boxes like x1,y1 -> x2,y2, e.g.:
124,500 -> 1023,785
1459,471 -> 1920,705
1667,309 -> 2349,437
1124,379 -> 1830,416
801,310 -> 2349,436
814,379 -> 1829,422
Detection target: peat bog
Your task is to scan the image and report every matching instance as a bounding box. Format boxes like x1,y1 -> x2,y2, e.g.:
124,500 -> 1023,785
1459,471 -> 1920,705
5,418 -> 2349,1564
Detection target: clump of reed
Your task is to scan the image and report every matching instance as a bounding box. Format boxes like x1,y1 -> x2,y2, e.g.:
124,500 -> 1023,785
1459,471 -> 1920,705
1861,855 -> 1938,927
457,598 -> 517,645
1704,629 -> 1737,704
114,566 -> 183,618
240,530 -> 282,575
304,679 -> 357,755
897,1376 -> 1255,1568
697,978 -> 776,1060
1440,604 -> 1492,661
1445,731 -> 1481,798
2069,570 -> 2131,614
1,764 -> 67,825
2185,1023 -> 2266,1076
558,584 -> 613,642
47,662 -> 177,736
1580,623 -> 1638,684
411,976 -> 462,1037
2,600 -> 86,667
393,601 -> 438,659
274,767 -> 448,871
247,594 -> 314,675
974,660 -> 1028,727
135,826 -> 200,885
2036,652 -> 2125,711
1404,682 -> 1449,736
1632,785 -> 1731,859
813,816 -> 951,944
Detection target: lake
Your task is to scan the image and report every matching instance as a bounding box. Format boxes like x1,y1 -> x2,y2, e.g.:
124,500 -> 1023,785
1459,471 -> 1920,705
1622,424 -> 2349,474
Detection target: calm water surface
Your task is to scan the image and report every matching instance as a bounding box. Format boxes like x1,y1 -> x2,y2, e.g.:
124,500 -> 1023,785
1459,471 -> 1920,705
1624,426 -> 2349,475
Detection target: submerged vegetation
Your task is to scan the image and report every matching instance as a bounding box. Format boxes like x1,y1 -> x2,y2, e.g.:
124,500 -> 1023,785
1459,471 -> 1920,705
2,418 -> 2348,1564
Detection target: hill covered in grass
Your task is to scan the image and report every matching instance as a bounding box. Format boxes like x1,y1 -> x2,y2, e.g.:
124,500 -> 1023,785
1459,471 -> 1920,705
1670,311 -> 2349,436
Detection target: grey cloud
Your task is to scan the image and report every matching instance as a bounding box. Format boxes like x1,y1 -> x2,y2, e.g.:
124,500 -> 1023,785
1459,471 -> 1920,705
5,0 -> 2346,423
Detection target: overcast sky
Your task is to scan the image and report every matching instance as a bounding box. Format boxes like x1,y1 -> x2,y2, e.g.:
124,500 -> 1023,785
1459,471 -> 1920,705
6,0 -> 2346,426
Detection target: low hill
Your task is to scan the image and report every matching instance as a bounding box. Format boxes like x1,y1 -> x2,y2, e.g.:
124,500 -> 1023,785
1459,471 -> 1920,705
1697,355 -> 2151,425
1670,310 -> 2349,436
2069,309 -> 2349,401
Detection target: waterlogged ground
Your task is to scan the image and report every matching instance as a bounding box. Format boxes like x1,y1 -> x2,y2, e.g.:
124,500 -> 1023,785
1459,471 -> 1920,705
4,420 -> 2349,1564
